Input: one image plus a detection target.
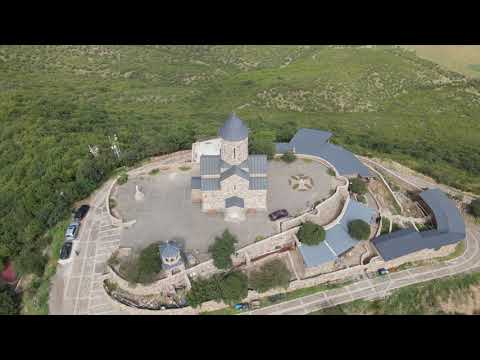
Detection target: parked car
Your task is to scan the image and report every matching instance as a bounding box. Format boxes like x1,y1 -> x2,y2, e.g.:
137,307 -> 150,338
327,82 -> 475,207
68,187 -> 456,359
234,303 -> 250,311
377,268 -> 389,276
74,205 -> 90,221
60,241 -> 73,261
65,221 -> 80,241
268,209 -> 289,221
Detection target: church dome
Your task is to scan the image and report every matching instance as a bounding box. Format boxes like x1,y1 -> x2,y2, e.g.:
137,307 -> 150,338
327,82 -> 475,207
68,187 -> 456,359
219,113 -> 248,141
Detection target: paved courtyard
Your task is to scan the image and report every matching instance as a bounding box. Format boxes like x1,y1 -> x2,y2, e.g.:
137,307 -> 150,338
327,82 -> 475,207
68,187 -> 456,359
114,159 -> 336,258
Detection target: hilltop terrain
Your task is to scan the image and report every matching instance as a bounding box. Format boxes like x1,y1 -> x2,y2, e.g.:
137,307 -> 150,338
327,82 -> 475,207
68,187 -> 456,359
1,46 -> 480,311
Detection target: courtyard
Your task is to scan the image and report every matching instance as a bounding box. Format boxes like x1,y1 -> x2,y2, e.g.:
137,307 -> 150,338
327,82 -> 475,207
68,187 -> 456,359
113,158 -> 337,260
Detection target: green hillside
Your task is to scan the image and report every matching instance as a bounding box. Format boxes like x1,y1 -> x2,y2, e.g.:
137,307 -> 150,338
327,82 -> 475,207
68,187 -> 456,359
1,45 -> 480,269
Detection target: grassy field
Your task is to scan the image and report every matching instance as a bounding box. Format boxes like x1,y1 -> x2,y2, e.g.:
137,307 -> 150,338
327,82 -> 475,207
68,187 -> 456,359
1,45 -> 480,313
401,45 -> 480,78
310,271 -> 480,315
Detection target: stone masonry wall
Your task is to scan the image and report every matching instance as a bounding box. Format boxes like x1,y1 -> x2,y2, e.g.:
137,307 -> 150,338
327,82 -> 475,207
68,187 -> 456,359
221,138 -> 248,165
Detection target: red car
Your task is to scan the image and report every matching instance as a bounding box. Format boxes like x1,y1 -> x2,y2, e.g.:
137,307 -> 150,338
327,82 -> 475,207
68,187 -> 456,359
268,209 -> 289,221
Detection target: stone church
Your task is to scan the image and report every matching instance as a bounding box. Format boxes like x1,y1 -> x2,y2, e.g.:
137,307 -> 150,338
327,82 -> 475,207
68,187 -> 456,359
191,114 -> 268,222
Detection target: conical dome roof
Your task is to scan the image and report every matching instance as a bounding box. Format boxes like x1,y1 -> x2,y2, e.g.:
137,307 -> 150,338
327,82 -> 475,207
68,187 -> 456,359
219,113 -> 248,141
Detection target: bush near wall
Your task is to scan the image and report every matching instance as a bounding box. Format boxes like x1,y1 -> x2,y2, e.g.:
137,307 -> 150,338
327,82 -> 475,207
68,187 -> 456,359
470,198 -> 480,218
349,178 -> 367,195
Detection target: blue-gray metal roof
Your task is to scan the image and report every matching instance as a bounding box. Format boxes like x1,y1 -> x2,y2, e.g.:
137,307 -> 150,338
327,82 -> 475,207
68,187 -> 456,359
275,142 -> 294,154
219,113 -> 249,141
419,188 -> 466,235
160,243 -> 180,259
225,196 -> 245,208
220,165 -> 250,182
200,155 -> 221,176
299,241 -> 336,268
249,176 -> 268,190
300,200 -> 377,268
191,177 -> 201,189
201,178 -> 220,191
372,189 -> 466,261
248,155 -> 268,174
277,128 -> 371,177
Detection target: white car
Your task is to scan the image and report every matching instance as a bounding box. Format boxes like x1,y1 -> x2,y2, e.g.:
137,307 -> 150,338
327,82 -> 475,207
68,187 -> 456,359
65,221 -> 80,241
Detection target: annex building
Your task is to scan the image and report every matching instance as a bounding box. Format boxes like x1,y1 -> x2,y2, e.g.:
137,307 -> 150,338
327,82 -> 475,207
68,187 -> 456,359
191,114 -> 268,222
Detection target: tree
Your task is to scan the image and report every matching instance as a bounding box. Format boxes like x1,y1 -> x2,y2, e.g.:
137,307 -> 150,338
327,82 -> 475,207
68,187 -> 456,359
249,259 -> 291,293
349,178 -> 367,195
0,285 -> 20,315
249,130 -> 276,160
297,221 -> 326,245
209,229 -> 237,269
470,198 -> 480,218
186,275 -> 222,308
117,172 -> 128,185
15,247 -> 47,277
135,244 -> 162,284
348,220 -> 371,240
281,150 -> 296,163
219,271 -> 248,305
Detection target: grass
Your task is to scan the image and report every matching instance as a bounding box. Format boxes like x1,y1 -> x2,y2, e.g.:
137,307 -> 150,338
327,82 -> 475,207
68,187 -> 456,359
310,271 -> 480,315
21,219 -> 70,315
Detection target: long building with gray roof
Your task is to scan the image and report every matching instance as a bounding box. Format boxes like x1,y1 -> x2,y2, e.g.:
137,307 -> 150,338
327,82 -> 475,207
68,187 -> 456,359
372,188 -> 465,261
276,128 -> 371,178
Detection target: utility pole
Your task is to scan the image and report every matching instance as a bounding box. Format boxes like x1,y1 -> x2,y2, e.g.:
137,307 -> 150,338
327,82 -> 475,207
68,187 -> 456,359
109,134 -> 121,160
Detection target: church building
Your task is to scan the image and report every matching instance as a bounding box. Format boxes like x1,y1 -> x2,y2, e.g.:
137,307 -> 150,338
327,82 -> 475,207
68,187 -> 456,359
191,114 -> 268,222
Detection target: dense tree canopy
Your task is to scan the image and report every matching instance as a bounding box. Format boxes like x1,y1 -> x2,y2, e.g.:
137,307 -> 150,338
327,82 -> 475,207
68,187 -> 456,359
297,221 -> 326,245
249,130 -> 276,160
209,229 -> 237,270
0,285 -> 20,315
348,220 -> 371,240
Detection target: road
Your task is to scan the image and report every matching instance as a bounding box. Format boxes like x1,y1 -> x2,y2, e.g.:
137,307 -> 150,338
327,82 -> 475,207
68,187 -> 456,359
245,158 -> 480,315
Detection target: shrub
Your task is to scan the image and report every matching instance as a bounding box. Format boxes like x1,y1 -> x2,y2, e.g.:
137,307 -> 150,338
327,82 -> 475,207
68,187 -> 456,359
179,165 -> 191,171
357,195 -> 367,204
0,285 -> 20,315
209,229 -> 237,270
297,221 -> 326,245
149,168 -> 160,175
219,271 -> 248,305
348,220 -> 371,240
327,168 -> 336,177
470,198 -> 480,218
349,178 -> 367,195
281,150 -> 296,163
117,172 -> 128,185
249,259 -> 291,293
